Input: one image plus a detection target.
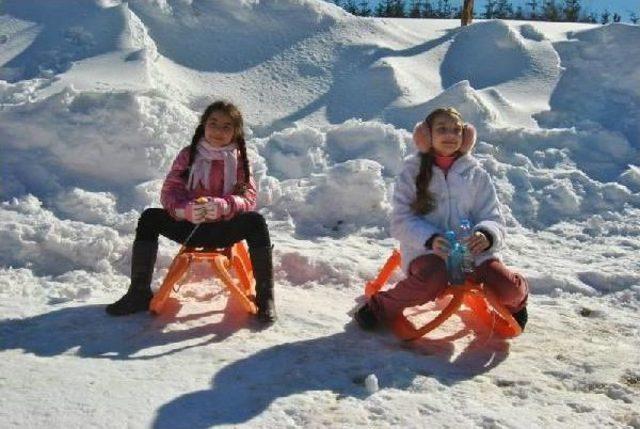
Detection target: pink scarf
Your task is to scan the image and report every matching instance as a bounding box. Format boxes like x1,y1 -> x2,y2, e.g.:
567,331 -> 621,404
187,139 -> 238,194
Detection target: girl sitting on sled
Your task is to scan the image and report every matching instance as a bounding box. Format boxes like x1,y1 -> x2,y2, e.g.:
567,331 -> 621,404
106,100 -> 276,323
356,107 -> 528,331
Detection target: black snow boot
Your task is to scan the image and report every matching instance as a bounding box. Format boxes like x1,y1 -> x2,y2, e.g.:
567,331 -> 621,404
106,240 -> 158,316
354,302 -> 379,331
249,246 -> 277,324
512,306 -> 528,331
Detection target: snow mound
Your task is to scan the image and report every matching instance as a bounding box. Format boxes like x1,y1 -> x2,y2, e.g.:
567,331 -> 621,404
53,188 -> 138,231
273,159 -> 390,237
258,125 -> 327,180
620,165 -> 640,193
476,128 -> 639,229
538,24 -> 640,153
325,119 -> 409,177
0,195 -> 127,276
0,2 -> 137,81
125,0 -> 345,72
442,20 -> 534,90
0,86 -> 195,200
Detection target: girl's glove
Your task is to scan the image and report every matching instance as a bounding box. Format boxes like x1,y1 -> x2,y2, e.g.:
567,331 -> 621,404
204,197 -> 231,221
413,121 -> 477,154
184,199 -> 207,224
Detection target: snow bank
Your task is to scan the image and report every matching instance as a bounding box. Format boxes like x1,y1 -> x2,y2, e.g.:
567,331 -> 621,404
0,195 -> 126,276
0,1 -> 140,82
257,125 -> 327,180
125,0 -> 345,72
272,159 -> 391,237
325,119 -> 409,177
539,24 -> 640,152
0,86 -> 195,200
442,20 -> 535,90
254,120 -> 408,237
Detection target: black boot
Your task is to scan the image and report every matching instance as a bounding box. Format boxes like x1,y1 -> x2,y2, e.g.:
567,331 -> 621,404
106,240 -> 158,316
512,306 -> 528,331
354,303 -> 379,330
249,246 -> 276,324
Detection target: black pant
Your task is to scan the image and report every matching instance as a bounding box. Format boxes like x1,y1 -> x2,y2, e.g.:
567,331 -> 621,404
135,208 -> 271,249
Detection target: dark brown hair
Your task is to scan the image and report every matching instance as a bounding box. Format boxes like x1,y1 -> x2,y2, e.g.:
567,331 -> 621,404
411,107 -> 464,214
181,100 -> 250,194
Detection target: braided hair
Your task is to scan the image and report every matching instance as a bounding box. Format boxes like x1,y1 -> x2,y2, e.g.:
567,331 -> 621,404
181,100 -> 251,194
411,107 -> 464,215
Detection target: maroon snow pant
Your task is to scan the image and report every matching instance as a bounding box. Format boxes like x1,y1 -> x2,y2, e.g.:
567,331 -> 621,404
368,254 -> 529,326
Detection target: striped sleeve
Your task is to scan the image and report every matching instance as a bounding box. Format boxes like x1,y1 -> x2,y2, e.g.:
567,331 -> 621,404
160,148 -> 191,219
221,175 -> 258,219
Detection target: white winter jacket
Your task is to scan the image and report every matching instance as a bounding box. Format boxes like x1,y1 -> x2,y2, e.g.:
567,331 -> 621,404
391,153 -> 506,274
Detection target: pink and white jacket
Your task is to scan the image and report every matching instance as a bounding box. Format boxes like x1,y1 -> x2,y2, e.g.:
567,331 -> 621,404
160,146 -> 257,220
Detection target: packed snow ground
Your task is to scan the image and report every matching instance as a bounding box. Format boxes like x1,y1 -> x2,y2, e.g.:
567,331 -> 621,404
1,1 -> 639,428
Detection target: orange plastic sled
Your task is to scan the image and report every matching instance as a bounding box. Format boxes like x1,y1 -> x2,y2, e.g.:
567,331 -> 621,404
149,241 -> 258,315
365,250 -> 522,340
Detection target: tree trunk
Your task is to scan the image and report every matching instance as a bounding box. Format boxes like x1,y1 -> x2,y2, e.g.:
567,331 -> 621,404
461,0 -> 474,26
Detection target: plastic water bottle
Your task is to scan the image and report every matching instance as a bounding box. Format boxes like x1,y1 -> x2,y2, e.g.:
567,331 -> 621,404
444,230 -> 465,285
458,218 -> 474,274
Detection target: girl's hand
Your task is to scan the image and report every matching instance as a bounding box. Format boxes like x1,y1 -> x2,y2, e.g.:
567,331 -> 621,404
431,235 -> 451,261
204,198 -> 230,221
185,199 -> 206,224
464,231 -> 491,255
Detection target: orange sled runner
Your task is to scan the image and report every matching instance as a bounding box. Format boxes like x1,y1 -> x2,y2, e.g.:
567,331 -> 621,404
365,250 -> 522,340
149,241 -> 258,315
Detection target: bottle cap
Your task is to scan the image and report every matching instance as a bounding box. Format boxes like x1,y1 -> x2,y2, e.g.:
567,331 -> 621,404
445,230 -> 456,242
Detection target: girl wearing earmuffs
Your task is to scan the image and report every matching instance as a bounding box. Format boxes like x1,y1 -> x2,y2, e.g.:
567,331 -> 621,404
355,107 -> 529,331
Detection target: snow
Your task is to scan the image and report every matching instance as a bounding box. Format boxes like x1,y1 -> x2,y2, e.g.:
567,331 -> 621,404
1,0 -> 639,427
364,374 -> 380,394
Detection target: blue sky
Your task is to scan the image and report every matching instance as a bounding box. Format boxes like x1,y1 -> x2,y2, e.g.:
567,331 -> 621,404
368,1 -> 639,17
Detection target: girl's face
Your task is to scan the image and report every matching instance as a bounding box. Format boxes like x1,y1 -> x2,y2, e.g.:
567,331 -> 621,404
430,115 -> 463,157
204,110 -> 236,147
